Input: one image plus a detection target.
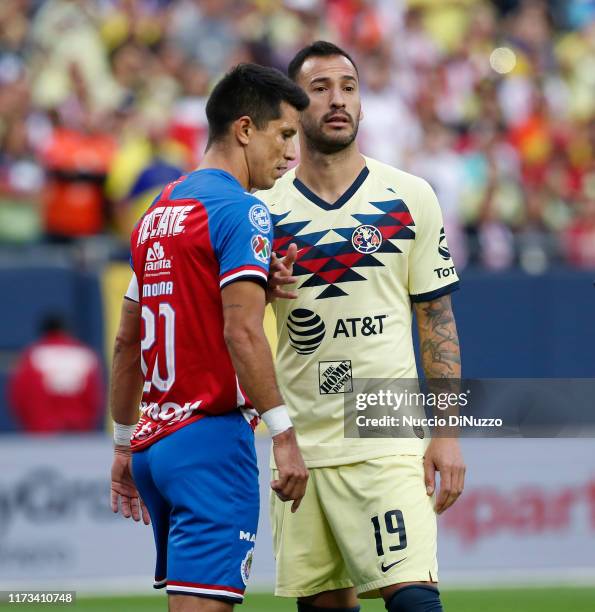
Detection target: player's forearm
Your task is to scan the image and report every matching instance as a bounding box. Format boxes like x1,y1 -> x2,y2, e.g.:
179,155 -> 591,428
224,325 -> 284,413
110,299 -> 143,425
415,295 -> 461,380
110,339 -> 143,425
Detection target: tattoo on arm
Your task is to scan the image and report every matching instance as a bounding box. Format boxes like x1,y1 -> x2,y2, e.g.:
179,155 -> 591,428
415,295 -> 461,378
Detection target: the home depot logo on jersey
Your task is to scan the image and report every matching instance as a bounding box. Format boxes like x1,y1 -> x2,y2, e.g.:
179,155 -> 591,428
145,241 -> 172,274
319,360 -> 353,394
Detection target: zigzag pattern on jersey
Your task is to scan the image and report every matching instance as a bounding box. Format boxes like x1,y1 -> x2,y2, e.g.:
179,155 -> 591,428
272,197 -> 415,299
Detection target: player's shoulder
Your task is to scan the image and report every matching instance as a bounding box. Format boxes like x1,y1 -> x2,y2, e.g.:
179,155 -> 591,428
254,167 -> 297,211
177,169 -> 269,220
364,156 -> 433,195
364,156 -> 438,218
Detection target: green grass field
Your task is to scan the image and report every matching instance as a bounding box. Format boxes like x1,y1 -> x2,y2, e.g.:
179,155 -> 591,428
1,588 -> 594,612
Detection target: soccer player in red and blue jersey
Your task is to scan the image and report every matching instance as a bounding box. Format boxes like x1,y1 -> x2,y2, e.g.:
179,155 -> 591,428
109,64 -> 310,612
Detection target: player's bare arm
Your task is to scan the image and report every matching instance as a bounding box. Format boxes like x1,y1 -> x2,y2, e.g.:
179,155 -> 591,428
416,295 -> 461,378
414,294 -> 466,514
222,280 -> 308,511
109,298 -> 150,525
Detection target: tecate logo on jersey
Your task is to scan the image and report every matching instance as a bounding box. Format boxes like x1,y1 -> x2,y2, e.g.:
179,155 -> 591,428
287,309 -> 326,355
136,205 -> 194,245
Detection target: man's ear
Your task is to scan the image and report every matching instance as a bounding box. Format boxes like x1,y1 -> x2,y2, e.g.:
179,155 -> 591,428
234,116 -> 253,146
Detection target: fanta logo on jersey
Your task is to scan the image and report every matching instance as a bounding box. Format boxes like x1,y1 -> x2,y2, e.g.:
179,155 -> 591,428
319,360 -> 353,394
143,281 -> 173,297
239,530 -> 256,542
137,205 -> 194,245
333,315 -> 387,338
249,204 -> 271,232
352,224 -> 382,254
251,234 -> 271,263
288,309 -> 326,355
145,241 -> 172,272
438,227 -> 451,260
147,241 -> 164,261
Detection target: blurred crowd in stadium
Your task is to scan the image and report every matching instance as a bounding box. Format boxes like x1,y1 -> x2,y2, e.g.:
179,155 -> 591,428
1,0 -> 594,272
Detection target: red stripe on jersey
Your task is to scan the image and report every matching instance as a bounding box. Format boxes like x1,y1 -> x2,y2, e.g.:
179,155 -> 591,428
334,252 -> 365,267
220,265 -> 268,283
161,175 -> 188,200
297,257 -> 330,274
389,211 -> 414,225
272,235 -> 293,252
318,268 -> 351,284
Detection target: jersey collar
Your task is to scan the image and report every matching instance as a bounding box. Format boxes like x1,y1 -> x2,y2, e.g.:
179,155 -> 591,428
293,166 -> 369,211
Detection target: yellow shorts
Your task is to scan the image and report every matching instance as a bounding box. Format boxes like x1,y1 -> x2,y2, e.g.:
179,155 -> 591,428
270,455 -> 438,599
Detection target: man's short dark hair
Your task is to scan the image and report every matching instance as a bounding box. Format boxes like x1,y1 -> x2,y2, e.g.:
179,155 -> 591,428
206,63 -> 309,143
288,41 -> 359,82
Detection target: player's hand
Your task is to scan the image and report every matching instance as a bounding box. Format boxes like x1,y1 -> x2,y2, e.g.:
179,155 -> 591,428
271,428 -> 309,512
111,447 -> 151,525
423,438 -> 465,515
266,243 -> 299,303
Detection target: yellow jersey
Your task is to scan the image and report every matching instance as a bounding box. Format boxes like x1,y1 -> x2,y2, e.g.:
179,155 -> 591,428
257,157 -> 459,467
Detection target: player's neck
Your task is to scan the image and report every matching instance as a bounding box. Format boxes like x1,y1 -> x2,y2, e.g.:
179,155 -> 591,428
296,143 -> 365,205
198,146 -> 249,190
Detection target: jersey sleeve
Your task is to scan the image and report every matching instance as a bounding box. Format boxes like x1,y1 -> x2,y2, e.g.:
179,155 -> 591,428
408,179 -> 460,302
125,272 -> 139,302
213,197 -> 273,290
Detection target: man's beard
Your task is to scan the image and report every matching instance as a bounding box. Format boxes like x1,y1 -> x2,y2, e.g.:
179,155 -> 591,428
301,112 -> 360,154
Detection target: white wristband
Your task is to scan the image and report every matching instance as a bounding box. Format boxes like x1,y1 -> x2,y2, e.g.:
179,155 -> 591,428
261,405 -> 292,437
113,422 -> 136,447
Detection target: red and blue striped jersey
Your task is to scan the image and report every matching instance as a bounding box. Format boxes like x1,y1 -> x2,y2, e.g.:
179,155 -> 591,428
126,169 -> 273,451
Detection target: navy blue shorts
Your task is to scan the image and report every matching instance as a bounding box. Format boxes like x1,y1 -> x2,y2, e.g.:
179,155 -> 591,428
132,411 -> 259,604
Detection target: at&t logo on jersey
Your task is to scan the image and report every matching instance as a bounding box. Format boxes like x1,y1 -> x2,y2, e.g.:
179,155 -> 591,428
137,205 -> 194,245
249,204 -> 271,233
287,309 -> 326,355
333,315 -> 387,338
352,224 -> 382,254
145,241 -> 172,273
251,234 -> 271,263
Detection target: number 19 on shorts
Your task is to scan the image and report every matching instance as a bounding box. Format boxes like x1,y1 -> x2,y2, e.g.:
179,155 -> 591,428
371,510 -> 408,556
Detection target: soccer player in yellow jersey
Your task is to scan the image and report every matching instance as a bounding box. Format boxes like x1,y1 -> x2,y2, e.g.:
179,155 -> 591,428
257,42 -> 466,612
